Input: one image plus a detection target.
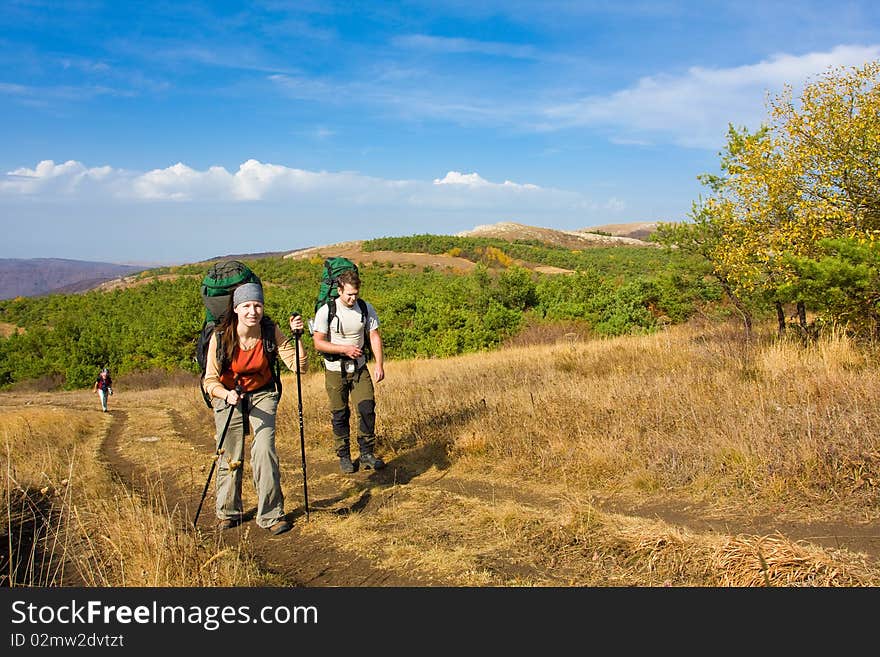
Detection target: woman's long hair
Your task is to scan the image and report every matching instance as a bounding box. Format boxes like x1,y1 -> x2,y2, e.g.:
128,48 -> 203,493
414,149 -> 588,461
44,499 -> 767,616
217,296 -> 240,365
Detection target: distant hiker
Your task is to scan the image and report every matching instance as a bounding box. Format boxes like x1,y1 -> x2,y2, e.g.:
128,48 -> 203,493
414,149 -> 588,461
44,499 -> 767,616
311,268 -> 386,474
202,282 -> 308,536
93,368 -> 113,412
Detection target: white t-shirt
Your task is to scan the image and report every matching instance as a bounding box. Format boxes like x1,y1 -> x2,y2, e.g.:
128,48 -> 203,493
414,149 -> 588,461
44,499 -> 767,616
312,298 -> 380,372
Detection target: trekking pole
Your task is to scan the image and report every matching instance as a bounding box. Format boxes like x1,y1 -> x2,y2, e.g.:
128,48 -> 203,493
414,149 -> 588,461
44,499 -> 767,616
193,383 -> 241,528
291,312 -> 310,520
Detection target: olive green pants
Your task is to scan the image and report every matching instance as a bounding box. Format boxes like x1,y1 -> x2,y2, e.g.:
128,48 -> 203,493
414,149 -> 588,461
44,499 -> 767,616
323,366 -> 376,455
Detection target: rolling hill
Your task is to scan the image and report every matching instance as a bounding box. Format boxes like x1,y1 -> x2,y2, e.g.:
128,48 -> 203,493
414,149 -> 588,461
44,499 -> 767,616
457,221 -> 658,248
0,258 -> 148,300
585,221 -> 663,240
6,220 -> 664,298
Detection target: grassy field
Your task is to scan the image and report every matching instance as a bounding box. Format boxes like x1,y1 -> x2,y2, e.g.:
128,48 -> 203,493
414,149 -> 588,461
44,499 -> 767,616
2,319 -> 878,587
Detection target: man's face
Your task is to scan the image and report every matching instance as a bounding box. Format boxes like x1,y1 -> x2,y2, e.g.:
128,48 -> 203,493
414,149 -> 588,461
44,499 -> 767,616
338,283 -> 360,308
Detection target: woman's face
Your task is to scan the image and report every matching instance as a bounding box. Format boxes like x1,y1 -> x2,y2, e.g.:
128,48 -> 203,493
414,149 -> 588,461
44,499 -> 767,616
234,300 -> 264,328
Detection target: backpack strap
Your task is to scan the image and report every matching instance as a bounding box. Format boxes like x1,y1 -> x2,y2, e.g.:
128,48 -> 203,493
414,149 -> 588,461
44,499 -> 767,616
260,316 -> 278,361
199,326 -> 226,408
323,299 -> 341,362
327,297 -> 338,332
215,327 -> 226,369
260,316 -> 282,398
356,298 -> 372,362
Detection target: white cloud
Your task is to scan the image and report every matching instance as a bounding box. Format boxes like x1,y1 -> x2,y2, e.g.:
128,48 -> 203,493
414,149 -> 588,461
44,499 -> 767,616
393,34 -> 540,60
434,171 -> 492,187
2,160 -> 119,194
434,171 -> 540,190
0,158 -> 635,261
602,197 -> 626,213
312,127 -> 335,139
3,160 -> 561,204
2,158 -> 628,223
545,45 -> 880,148
267,73 -> 338,102
0,82 -> 30,96
265,44 -> 880,147
131,160 -> 332,201
133,162 -> 206,200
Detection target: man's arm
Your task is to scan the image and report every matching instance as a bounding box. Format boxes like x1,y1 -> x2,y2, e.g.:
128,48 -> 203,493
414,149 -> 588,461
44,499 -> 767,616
369,329 -> 384,382
313,330 -> 363,359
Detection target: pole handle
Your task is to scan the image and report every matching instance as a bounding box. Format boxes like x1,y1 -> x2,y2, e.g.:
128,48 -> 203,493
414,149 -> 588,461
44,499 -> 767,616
290,311 -> 303,338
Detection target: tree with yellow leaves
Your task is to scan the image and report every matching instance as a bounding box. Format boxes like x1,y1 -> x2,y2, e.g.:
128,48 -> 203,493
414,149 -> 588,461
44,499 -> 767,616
658,59 -> 880,338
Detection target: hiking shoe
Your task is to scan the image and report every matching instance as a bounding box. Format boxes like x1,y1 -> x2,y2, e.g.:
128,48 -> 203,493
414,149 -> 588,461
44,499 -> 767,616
339,454 -> 358,474
217,518 -> 237,530
359,452 -> 385,470
268,520 -> 291,535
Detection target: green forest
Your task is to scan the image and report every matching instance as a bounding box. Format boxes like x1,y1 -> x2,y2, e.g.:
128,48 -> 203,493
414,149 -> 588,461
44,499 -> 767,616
0,237 -> 721,389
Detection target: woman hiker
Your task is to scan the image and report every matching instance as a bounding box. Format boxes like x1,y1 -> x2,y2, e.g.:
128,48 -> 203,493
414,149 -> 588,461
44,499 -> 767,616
202,282 -> 308,536
93,368 -> 113,412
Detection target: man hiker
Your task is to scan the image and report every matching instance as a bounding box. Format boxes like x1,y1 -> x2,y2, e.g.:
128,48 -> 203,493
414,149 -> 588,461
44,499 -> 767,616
311,269 -> 387,473
93,368 -> 113,412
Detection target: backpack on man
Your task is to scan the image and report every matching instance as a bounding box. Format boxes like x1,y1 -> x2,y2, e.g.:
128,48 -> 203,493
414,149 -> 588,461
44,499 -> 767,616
195,260 -> 281,407
310,257 -> 371,362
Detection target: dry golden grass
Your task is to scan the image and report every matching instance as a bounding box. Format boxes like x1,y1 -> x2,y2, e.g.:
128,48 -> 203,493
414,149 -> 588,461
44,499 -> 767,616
0,393 -> 272,587
375,321 -> 880,519
2,319 -> 878,587
298,319 -> 879,586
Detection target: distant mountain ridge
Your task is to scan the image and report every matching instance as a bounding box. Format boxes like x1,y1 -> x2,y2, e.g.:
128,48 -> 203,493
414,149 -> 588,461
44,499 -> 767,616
0,258 -> 147,300
3,221 -> 660,299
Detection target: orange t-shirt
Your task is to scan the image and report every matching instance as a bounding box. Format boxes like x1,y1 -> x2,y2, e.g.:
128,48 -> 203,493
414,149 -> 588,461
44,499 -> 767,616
219,341 -> 272,392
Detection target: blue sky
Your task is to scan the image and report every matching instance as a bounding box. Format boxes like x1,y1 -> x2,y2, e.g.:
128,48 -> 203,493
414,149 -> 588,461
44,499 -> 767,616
1,1 -> 878,264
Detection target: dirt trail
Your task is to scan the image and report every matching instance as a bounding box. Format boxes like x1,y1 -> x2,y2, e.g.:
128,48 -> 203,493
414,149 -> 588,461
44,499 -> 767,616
5,388 -> 878,585
95,394 -> 880,583
98,402 -> 431,586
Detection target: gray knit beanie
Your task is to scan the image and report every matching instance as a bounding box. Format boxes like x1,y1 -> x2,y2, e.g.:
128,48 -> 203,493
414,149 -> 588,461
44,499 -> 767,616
233,282 -> 264,307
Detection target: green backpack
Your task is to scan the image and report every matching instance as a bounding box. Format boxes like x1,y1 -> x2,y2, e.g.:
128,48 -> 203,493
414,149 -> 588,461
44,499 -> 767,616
312,257 -> 371,362
196,260 -> 281,407
200,260 -> 262,323
314,256 -> 358,315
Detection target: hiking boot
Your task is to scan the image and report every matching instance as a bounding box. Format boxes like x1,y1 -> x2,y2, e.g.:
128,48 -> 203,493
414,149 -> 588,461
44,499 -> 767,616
339,454 -> 358,474
217,518 -> 237,530
268,520 -> 291,535
359,451 -> 385,470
